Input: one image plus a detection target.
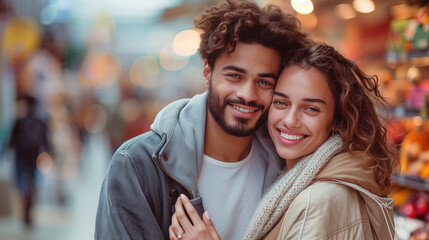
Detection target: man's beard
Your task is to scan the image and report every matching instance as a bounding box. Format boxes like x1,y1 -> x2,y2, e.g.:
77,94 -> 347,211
207,80 -> 268,137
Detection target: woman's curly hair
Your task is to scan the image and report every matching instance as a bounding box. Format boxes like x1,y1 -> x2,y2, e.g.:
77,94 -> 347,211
284,42 -> 399,189
194,0 -> 311,69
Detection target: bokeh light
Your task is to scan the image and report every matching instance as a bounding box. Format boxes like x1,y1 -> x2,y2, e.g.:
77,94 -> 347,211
129,56 -> 161,87
119,99 -> 141,123
159,43 -> 189,71
172,29 -> 201,57
1,16 -> 41,63
336,3 -> 357,20
79,52 -> 122,87
40,4 -> 59,25
37,152 -> 54,174
291,0 -> 314,15
353,0 -> 375,14
413,116 -> 423,127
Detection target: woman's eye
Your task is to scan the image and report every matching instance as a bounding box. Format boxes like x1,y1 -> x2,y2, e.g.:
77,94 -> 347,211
258,80 -> 273,86
273,100 -> 287,107
305,107 -> 320,112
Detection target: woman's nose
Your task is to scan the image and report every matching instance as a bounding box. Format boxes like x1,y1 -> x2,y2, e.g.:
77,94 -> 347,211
283,109 -> 301,128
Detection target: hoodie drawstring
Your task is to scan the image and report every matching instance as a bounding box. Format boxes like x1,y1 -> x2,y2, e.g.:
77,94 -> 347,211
329,180 -> 396,240
297,183 -> 317,240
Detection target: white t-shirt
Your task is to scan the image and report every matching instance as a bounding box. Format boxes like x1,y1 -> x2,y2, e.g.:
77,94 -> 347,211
197,142 -> 267,240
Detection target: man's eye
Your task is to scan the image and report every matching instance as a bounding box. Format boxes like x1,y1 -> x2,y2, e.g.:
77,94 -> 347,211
227,73 -> 241,79
258,80 -> 273,86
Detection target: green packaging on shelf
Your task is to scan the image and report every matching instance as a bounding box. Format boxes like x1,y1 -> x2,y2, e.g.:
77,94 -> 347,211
412,22 -> 429,50
388,19 -> 409,53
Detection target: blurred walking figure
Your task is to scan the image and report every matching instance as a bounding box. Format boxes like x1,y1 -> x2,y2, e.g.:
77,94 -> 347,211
9,95 -> 50,227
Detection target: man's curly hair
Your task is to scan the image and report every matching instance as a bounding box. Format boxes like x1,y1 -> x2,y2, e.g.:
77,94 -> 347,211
194,0 -> 310,69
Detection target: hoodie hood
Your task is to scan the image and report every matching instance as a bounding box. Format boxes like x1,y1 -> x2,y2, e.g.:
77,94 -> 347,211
150,92 -> 207,197
315,152 -> 396,240
316,151 -> 390,196
150,91 -> 284,197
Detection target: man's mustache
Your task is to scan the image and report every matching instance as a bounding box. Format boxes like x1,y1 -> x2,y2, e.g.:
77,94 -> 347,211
224,98 -> 265,111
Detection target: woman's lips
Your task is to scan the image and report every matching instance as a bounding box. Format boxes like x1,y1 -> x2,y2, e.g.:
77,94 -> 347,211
277,129 -> 307,145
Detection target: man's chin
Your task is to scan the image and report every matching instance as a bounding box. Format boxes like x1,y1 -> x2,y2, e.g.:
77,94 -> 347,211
227,130 -> 254,137
222,123 -> 258,137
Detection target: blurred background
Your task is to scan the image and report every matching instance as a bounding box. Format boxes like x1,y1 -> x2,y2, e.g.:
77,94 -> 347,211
1,0 -> 429,239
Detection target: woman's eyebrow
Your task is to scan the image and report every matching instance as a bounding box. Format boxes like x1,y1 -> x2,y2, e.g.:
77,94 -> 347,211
273,91 -> 326,104
303,98 -> 326,104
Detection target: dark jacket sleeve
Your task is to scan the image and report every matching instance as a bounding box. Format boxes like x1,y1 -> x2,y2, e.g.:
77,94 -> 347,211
8,120 -> 19,149
95,150 -> 165,240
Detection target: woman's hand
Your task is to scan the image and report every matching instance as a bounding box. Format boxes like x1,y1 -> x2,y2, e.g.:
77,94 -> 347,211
169,194 -> 221,240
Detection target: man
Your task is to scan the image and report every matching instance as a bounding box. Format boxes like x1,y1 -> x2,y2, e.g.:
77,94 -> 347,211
95,0 -> 310,239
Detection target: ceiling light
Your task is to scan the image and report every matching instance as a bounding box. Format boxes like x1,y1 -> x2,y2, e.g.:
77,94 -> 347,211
353,0 -> 375,14
291,0 -> 314,15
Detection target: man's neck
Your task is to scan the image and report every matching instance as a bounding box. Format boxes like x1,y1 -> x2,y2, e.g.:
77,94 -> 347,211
204,110 -> 253,163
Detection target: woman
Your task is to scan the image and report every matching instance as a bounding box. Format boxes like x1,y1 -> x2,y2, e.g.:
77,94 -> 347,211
169,42 -> 399,240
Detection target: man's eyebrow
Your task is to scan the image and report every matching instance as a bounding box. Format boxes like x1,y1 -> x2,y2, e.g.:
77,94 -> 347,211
223,65 -> 277,79
258,73 -> 277,79
223,65 -> 246,73
273,91 -> 326,104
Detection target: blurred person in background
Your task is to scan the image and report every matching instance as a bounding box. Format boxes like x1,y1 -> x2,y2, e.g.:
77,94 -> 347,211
95,0 -> 311,239
49,91 -> 82,205
8,94 -> 50,227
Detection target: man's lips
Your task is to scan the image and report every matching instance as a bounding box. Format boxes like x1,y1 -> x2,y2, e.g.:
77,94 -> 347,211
225,98 -> 264,112
228,103 -> 261,119
231,104 -> 259,113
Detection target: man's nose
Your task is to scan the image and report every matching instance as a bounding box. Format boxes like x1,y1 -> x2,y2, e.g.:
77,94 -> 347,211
236,80 -> 257,103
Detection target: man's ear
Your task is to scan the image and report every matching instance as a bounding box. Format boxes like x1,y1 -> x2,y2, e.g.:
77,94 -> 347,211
203,60 -> 211,87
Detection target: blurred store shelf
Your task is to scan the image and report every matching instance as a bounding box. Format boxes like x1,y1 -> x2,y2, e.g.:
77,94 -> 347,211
392,175 -> 429,193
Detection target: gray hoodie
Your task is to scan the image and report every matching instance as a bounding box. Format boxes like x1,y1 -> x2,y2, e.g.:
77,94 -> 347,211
95,92 -> 284,240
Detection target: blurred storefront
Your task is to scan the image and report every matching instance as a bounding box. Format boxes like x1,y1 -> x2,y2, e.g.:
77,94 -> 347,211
0,0 -> 429,239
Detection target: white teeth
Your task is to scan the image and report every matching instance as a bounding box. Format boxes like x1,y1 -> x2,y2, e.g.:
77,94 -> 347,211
280,132 -> 305,141
232,105 -> 256,113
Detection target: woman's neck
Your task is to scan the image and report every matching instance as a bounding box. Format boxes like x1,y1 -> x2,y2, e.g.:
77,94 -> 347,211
286,158 -> 301,169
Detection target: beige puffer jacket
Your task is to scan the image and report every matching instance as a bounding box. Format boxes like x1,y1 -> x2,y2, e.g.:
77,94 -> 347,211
264,152 -> 396,240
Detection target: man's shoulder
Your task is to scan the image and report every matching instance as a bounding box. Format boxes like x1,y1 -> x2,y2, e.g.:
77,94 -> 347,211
113,130 -> 162,163
105,130 -> 166,184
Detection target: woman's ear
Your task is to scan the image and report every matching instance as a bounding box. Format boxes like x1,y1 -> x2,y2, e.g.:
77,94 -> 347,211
331,124 -> 338,133
203,60 -> 211,87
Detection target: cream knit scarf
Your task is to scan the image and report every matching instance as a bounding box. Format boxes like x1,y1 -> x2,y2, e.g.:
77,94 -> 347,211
243,134 -> 344,240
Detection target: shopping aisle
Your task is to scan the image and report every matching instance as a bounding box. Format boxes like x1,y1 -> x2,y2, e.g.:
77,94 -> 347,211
0,132 -> 111,240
